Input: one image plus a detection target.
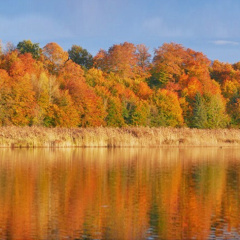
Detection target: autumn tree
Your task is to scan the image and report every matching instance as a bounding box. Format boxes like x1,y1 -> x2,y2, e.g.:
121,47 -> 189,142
85,68 -> 107,87
136,44 -> 151,79
56,90 -> 80,127
0,38 -> 239,128
59,60 -> 106,126
221,80 -> 239,99
210,60 -> 234,84
150,89 -> 184,127
8,74 -> 36,126
0,69 -> 12,125
94,42 -> 151,79
152,43 -> 187,84
94,42 -> 137,78
85,69 -> 125,126
93,49 -> 108,72
31,72 -> 62,126
43,42 -> 68,74
151,43 -> 212,91
0,52 -> 37,126
134,81 -> 153,100
185,48 -> 211,79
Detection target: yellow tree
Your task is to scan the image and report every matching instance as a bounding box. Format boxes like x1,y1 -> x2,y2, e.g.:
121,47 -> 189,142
151,89 -> 184,127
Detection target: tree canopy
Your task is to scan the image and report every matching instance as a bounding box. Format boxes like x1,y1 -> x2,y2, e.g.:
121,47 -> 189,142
68,45 -> 93,69
17,40 -> 41,59
0,39 -> 240,128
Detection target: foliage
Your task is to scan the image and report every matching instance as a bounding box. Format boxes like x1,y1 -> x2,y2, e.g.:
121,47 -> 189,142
43,42 -> 68,74
0,39 -> 239,128
94,42 -> 151,79
191,93 -> 229,128
17,40 -> 41,59
68,45 -> 93,69
151,89 -> 184,127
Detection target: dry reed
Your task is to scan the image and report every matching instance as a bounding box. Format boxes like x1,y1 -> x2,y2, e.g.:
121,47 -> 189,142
0,126 -> 240,148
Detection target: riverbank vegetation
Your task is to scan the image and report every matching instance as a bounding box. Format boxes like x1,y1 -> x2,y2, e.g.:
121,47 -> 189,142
1,126 -> 240,148
0,40 -> 240,129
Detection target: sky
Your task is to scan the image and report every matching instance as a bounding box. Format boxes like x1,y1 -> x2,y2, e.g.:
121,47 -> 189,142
1,0 -> 240,63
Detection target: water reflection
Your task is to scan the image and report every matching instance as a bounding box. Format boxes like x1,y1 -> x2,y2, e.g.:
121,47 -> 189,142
0,148 -> 239,239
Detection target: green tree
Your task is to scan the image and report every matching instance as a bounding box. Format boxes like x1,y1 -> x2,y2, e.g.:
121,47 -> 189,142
191,93 -> 229,128
122,99 -> 150,126
68,45 -> 93,69
148,69 -> 169,88
17,40 -> 41,59
191,92 -> 208,128
105,97 -> 125,127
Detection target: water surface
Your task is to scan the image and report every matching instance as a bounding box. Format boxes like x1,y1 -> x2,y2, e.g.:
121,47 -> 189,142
0,147 -> 240,239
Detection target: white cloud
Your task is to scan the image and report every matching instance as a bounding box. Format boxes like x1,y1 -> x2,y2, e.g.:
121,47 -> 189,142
212,40 -> 239,46
0,14 -> 73,42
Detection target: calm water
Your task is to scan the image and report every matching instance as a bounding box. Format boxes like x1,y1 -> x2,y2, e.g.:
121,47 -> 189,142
0,148 -> 240,240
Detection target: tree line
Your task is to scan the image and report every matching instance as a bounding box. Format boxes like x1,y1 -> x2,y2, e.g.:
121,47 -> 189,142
0,39 -> 239,128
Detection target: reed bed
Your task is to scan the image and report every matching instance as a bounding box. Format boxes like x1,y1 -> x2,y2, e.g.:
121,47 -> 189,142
0,126 -> 240,148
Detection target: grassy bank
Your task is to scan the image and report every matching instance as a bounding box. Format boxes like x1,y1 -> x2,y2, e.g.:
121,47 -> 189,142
0,126 -> 240,148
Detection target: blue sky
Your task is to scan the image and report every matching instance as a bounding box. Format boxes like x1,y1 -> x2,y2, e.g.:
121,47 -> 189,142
1,0 -> 240,63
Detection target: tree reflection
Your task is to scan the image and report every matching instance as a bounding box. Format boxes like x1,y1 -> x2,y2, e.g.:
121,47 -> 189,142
0,148 -> 239,239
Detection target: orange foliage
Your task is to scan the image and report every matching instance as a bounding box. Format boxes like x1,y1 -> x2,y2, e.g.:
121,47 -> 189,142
211,60 -> 234,83
114,83 -> 137,100
136,81 -> 153,100
10,74 -> 36,125
94,42 -> 150,79
153,43 -> 188,82
43,42 -> 68,74
0,69 -> 10,86
179,73 -> 189,88
185,48 -> 211,78
93,49 -> 108,71
60,61 -> 106,126
187,77 -> 203,98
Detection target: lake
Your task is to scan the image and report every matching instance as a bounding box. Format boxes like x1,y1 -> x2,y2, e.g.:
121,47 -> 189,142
0,147 -> 240,239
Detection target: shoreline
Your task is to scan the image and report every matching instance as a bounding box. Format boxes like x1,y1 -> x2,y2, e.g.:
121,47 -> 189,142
0,126 -> 240,148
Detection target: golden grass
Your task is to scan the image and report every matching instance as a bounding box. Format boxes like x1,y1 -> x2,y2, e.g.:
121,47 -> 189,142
0,126 -> 240,148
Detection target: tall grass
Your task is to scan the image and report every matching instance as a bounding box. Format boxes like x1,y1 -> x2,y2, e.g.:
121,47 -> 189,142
0,126 -> 240,148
